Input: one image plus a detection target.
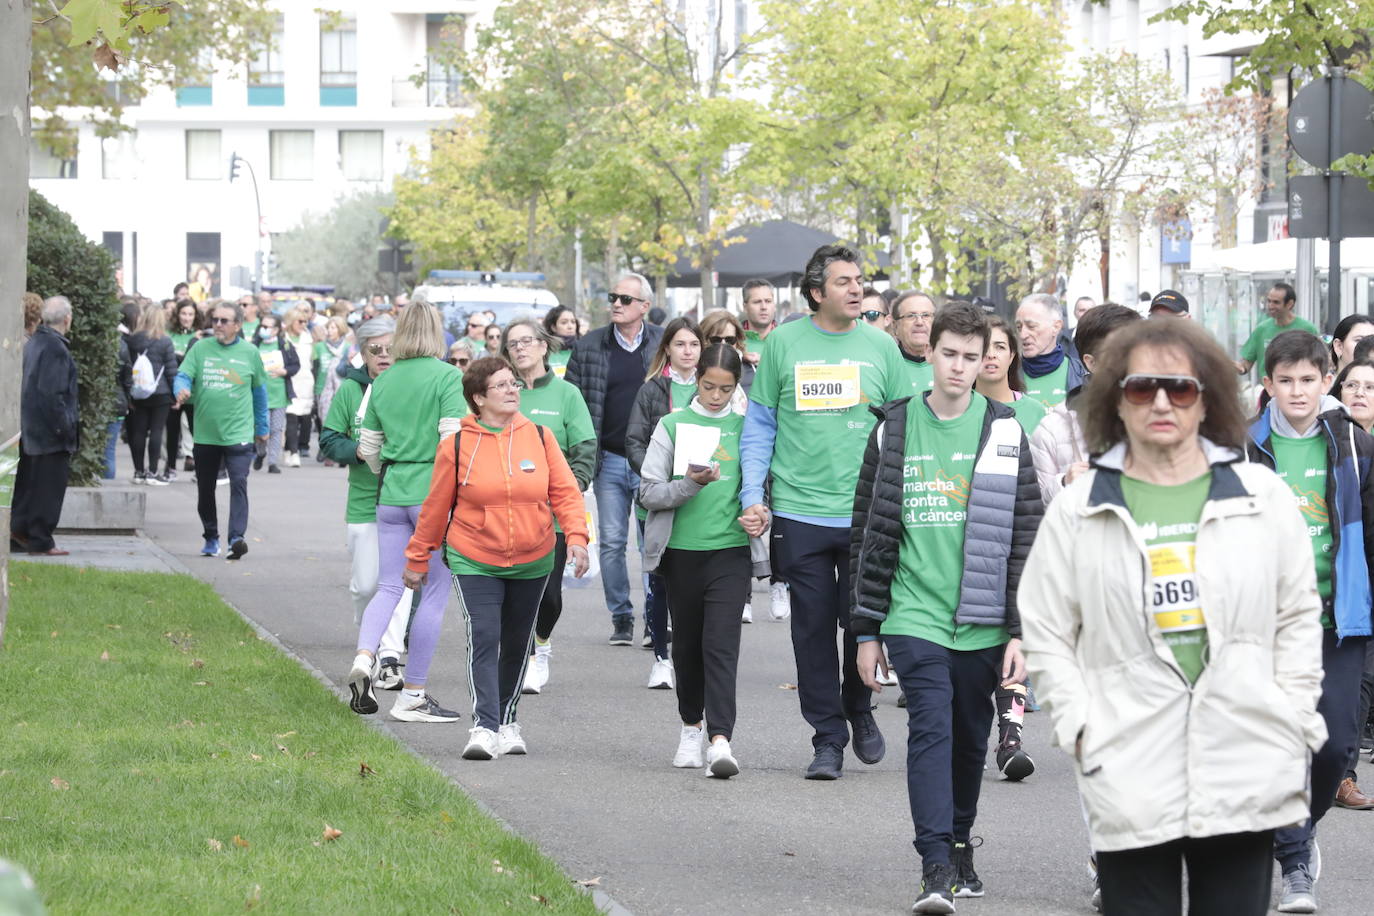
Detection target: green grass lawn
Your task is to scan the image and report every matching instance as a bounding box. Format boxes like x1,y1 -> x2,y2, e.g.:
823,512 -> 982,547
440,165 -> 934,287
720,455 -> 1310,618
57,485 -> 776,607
0,563 -> 601,915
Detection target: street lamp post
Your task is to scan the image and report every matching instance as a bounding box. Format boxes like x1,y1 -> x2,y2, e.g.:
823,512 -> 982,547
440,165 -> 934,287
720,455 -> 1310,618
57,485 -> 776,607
229,152 -> 265,294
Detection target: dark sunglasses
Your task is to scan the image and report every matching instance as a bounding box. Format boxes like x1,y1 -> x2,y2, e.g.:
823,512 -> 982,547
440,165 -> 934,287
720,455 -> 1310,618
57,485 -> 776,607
607,293 -> 645,306
709,335 -> 738,345
211,316 -> 235,325
861,309 -> 888,321
1119,374 -> 1204,408
366,344 -> 390,356
449,357 -> 470,367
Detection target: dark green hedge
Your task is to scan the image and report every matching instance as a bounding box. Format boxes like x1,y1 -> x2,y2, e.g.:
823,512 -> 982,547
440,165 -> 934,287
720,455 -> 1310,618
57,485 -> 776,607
24,190 -> 120,487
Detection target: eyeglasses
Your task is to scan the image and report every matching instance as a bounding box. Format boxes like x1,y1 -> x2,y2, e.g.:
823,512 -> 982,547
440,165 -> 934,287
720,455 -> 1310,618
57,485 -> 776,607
861,310 -> 888,322
1119,374 -> 1205,408
507,336 -> 540,351
366,344 -> 390,356
211,317 -> 235,326
485,380 -> 521,393
1342,380 -> 1374,395
708,335 -> 738,345
467,322 -> 485,330
449,357 -> 470,367
607,293 -> 646,306
895,311 -> 935,323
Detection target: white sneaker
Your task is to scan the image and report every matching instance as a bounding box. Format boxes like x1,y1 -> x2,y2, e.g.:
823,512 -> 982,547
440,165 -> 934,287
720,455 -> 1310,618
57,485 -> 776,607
287,451 -> 301,468
463,726 -> 500,760
497,723 -> 527,755
389,692 -> 461,723
742,602 -> 753,624
876,665 -> 899,687
522,642 -> 551,695
706,738 -> 740,779
647,657 -> 675,690
673,724 -> 704,768
769,581 -> 791,620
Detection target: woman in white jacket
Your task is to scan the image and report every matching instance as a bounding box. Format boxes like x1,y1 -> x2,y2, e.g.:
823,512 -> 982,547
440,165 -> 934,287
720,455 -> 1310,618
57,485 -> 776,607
1019,319 -> 1325,916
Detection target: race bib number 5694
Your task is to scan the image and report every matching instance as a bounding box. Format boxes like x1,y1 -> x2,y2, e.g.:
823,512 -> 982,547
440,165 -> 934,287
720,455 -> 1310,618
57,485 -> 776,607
795,364 -> 861,411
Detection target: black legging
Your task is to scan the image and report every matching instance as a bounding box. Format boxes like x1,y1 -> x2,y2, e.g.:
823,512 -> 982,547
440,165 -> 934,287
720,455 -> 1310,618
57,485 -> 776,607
167,403 -> 192,469
126,396 -> 171,475
534,533 -> 568,641
284,413 -> 312,453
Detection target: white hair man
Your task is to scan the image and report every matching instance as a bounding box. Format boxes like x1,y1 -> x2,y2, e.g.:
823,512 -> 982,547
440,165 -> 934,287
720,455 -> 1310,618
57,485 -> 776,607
1014,293 -> 1085,409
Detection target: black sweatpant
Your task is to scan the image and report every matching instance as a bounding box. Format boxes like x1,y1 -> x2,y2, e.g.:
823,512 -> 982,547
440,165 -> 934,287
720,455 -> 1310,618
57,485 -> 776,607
284,413 -> 312,454
771,516 -> 870,749
533,533 -> 567,642
126,396 -> 171,475
454,573 -> 549,730
1346,638 -> 1374,782
10,451 -> 71,552
1097,830 -> 1274,916
166,404 -> 190,469
884,634 -> 1002,867
661,546 -> 750,740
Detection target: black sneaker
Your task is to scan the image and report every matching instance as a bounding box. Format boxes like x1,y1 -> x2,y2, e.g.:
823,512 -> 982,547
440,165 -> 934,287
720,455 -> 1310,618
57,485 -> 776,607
226,538 -> 248,561
849,708 -> 886,765
268,464 -> 282,474
609,614 -> 633,646
376,657 -> 403,690
913,862 -> 957,914
996,739 -> 1035,781
951,838 -> 984,898
804,743 -> 844,780
897,691 -> 907,708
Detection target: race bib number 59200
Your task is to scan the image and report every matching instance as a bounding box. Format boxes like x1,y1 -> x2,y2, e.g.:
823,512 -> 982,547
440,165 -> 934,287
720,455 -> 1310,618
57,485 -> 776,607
794,364 -> 861,411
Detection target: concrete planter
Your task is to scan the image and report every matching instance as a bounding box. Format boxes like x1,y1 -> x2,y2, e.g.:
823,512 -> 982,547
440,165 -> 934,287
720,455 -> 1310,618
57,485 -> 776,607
57,483 -> 145,534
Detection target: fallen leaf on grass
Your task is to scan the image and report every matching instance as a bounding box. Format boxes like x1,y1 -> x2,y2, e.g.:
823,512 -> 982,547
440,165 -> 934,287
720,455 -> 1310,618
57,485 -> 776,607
244,884 -> 261,909
207,838 -> 223,852
439,811 -> 454,824
574,877 -> 602,888
232,835 -> 250,849
105,624 -> 121,630
50,631 -> 58,638
778,683 -> 798,690
249,754 -> 263,762
275,744 -> 289,755
359,762 -> 375,778
275,731 -> 296,739
191,659 -> 204,669
322,824 -> 342,842
99,651 -> 110,661
303,751 -> 318,759
49,778 -> 69,791
492,859 -> 505,874
530,895 -> 549,906
193,681 -> 210,687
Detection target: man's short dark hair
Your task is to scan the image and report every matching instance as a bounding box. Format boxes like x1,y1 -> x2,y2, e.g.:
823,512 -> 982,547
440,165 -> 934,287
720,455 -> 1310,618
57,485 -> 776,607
861,286 -> 883,301
741,279 -> 772,300
1074,304 -> 1141,360
1271,282 -> 1297,305
800,245 -> 860,312
930,300 -> 990,352
1264,329 -> 1328,378
1354,335 -> 1374,365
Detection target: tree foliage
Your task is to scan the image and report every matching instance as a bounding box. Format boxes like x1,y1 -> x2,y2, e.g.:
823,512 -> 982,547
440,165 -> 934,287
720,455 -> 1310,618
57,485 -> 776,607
273,190 -> 413,301
24,190 -> 120,487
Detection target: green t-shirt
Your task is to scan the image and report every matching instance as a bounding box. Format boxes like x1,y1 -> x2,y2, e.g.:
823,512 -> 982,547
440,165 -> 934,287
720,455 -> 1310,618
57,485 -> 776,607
1271,433 -> 1334,624
322,377 -> 380,524
660,408 -> 748,551
1023,361 -> 1069,410
1121,472 -> 1212,684
548,349 -> 571,379
314,340 -> 344,395
1007,394 -> 1047,436
257,338 -> 289,409
1241,316 -> 1321,367
883,394 -> 1005,650
362,357 -> 467,507
241,320 -> 260,342
518,373 -> 595,454
744,328 -> 770,357
902,357 -> 935,395
749,318 -> 907,518
178,338 -> 267,446
169,331 -> 197,357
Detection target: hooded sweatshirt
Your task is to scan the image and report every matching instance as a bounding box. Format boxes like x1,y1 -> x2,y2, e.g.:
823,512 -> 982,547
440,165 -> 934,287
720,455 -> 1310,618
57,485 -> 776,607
405,412 -> 589,575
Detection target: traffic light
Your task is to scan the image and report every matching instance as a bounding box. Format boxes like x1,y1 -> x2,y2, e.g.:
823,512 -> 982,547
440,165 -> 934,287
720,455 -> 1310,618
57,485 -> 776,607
229,152 -> 242,182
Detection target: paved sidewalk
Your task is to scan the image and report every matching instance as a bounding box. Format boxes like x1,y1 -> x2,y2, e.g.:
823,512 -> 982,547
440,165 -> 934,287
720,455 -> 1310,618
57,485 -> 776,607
68,462 -> 1374,915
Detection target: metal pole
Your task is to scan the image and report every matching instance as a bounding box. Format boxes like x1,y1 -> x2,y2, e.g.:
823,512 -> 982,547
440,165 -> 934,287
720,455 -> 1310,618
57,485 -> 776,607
241,158 -> 264,294
1327,67 -> 1345,331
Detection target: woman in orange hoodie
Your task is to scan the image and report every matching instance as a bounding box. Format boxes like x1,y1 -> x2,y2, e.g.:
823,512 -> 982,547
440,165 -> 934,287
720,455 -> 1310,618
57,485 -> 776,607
403,357 -> 589,761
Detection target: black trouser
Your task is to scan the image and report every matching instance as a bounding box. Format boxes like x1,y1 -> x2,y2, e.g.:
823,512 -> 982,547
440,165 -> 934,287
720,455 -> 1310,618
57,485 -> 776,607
637,519 -> 672,659
533,533 -> 567,642
1275,629 -> 1368,870
193,443 -> 253,542
10,451 -> 71,552
284,413 -> 311,454
167,404 -> 191,468
1346,638 -> 1374,781
662,546 -> 750,740
1097,831 -> 1274,916
454,573 -> 549,730
771,516 -> 869,749
126,396 -> 171,475
884,634 -> 1002,867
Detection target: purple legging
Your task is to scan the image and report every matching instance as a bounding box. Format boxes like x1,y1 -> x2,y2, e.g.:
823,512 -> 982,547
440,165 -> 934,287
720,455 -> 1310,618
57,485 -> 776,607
356,504 -> 450,685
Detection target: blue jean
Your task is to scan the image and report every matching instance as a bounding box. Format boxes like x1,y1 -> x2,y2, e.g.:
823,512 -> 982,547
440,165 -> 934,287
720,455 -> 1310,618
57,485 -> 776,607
192,443 -> 253,542
593,450 -> 640,620
102,420 -> 122,480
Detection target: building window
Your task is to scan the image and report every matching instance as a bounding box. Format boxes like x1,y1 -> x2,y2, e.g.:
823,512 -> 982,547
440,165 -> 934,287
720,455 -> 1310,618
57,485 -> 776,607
178,47 -> 214,106
101,134 -> 137,180
31,139 -> 77,179
270,130 -> 314,180
248,15 -> 285,105
185,130 -> 222,181
339,130 -> 383,181
425,15 -> 465,107
320,14 -> 357,106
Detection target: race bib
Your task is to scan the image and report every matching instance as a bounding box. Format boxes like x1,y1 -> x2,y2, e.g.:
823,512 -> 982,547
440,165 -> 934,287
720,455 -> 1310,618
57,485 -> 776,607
1148,544 -> 1205,634
794,364 -> 861,411
553,363 -> 567,379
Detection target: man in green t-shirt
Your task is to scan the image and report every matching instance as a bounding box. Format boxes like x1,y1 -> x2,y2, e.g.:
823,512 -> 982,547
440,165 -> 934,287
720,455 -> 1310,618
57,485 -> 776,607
1245,328 -> 1374,911
740,245 -> 907,781
1235,281 -> 1320,376
1015,293 -> 1085,409
891,290 -> 936,395
173,301 -> 269,561
849,301 -> 1042,913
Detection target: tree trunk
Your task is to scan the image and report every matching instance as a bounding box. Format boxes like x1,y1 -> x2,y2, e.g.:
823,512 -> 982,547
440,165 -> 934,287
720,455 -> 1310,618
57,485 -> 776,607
929,226 -> 948,296
0,0 -> 33,646
526,192 -> 538,272
698,165 -> 713,321
1098,228 -> 1111,301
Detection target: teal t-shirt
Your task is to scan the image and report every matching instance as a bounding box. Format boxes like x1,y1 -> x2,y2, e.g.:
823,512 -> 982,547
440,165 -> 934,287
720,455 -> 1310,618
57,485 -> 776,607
1241,316 -> 1321,367
749,317 -> 907,519
902,357 -> 935,395
241,319 -> 260,342
322,377 -> 380,524
362,357 -> 468,507
256,338 -> 289,409
169,331 -> 198,357
178,338 -> 267,446
884,393 -> 1005,649
518,373 -> 595,454
660,408 -> 748,551
744,328 -> 769,357
1120,472 -> 1212,684
1007,394 -> 1047,436
1023,361 -> 1069,409
1271,433 -> 1334,625
548,349 -> 571,380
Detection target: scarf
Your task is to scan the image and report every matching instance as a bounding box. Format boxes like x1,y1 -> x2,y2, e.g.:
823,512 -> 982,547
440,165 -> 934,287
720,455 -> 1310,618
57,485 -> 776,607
1023,345 -> 1066,378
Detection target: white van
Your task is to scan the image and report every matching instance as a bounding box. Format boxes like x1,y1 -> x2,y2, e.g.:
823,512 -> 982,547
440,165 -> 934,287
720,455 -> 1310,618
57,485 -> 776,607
410,271 -> 560,340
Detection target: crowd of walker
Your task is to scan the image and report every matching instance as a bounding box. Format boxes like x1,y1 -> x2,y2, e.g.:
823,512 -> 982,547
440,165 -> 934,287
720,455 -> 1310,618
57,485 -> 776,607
14,247 -> 1374,916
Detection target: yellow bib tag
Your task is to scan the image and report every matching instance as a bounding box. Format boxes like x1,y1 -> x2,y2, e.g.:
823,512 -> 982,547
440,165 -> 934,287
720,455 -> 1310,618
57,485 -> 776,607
553,363 -> 567,379
1148,544 -> 1205,633
794,364 -> 861,411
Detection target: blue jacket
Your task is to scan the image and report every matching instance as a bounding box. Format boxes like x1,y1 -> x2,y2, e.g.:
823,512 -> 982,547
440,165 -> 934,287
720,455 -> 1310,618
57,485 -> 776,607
1247,406 -> 1374,640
